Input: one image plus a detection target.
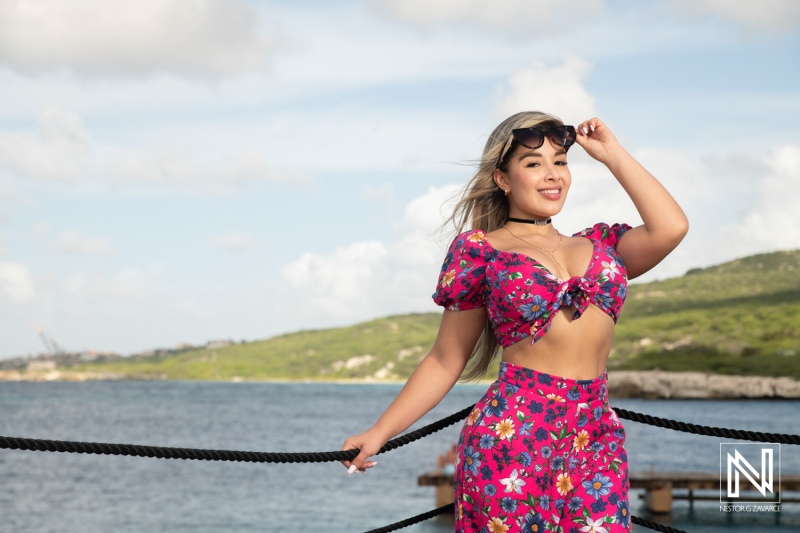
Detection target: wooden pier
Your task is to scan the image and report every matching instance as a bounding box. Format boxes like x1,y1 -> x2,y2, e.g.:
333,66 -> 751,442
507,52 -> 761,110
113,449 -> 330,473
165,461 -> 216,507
419,471 -> 800,513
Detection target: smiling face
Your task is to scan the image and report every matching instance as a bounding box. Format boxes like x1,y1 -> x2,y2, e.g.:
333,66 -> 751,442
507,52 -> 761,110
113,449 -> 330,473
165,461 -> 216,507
493,135 -> 571,220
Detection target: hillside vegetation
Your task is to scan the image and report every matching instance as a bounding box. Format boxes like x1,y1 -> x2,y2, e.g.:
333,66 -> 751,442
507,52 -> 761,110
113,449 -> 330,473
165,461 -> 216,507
75,249 -> 800,380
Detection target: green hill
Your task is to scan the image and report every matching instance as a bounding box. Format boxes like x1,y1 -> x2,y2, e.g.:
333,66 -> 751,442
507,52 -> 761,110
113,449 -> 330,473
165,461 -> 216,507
74,249 -> 800,380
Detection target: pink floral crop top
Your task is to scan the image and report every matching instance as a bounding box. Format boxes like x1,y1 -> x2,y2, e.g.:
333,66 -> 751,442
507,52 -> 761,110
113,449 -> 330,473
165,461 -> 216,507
432,222 -> 632,348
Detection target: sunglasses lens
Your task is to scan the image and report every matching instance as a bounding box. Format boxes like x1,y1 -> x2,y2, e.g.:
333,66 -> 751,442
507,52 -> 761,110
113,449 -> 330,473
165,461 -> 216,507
512,129 -> 545,150
552,125 -> 577,148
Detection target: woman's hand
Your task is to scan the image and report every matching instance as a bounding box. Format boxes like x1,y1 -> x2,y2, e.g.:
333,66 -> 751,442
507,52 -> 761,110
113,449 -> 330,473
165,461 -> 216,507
574,117 -> 625,165
341,427 -> 385,474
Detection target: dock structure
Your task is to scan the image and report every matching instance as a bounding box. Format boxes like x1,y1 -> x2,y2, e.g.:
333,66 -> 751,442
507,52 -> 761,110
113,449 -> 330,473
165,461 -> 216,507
630,471 -> 800,513
419,471 -> 800,513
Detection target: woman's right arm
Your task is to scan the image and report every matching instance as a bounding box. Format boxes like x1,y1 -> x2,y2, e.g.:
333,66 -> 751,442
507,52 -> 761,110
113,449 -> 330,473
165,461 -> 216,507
341,306 -> 486,473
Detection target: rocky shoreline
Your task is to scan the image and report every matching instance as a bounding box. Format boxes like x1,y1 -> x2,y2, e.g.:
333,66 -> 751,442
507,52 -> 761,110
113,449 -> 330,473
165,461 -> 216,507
2,368 -> 799,399
607,370 -> 800,399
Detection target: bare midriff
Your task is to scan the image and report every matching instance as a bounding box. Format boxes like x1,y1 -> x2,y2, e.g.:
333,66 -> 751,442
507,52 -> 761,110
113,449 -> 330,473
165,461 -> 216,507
501,303 -> 615,380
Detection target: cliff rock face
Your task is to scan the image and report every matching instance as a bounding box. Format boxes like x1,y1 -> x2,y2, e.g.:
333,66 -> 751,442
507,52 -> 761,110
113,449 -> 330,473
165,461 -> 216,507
608,371 -> 800,399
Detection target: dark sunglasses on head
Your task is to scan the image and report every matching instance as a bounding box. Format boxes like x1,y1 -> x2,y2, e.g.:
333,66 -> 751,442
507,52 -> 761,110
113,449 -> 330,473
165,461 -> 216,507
495,125 -> 577,169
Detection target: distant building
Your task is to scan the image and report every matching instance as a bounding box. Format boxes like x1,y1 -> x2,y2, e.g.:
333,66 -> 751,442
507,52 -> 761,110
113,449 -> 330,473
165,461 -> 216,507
205,339 -> 233,349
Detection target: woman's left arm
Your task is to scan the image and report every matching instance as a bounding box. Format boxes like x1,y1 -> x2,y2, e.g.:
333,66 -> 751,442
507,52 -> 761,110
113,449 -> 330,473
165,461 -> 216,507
574,118 -> 689,280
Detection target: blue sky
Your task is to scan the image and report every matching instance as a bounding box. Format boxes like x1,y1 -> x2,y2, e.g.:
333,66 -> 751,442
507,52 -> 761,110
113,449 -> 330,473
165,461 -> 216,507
1,0 -> 799,358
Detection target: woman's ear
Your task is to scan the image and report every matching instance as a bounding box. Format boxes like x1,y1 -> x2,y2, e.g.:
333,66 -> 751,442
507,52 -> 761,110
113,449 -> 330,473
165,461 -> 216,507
493,168 -> 509,195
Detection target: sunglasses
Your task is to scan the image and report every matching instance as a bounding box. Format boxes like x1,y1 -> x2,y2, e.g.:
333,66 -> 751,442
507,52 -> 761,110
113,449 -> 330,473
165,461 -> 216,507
495,125 -> 577,169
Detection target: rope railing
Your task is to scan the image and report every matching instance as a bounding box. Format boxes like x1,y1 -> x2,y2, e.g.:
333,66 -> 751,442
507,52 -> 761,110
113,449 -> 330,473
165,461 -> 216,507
2,405 -> 796,533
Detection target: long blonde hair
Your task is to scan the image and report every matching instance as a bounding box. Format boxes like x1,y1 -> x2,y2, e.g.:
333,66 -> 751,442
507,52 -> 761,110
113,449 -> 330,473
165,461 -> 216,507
445,111 -> 565,381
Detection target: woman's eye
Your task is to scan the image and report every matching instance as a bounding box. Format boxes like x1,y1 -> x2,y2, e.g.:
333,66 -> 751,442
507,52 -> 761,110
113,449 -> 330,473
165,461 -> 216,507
556,160 -> 568,166
526,162 -> 539,168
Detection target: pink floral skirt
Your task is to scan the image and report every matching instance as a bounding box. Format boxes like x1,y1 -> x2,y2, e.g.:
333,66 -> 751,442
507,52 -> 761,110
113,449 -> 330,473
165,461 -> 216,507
454,362 -> 631,532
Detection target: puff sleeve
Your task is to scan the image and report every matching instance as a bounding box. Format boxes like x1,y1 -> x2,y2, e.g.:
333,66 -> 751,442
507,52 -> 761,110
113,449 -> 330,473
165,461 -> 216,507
431,230 -> 488,311
575,222 -> 632,249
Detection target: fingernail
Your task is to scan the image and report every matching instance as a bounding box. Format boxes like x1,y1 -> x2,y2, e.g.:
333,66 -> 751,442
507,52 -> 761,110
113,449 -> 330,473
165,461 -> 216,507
348,465 -> 357,474
590,124 -> 595,132
359,469 -> 367,475
581,127 -> 588,135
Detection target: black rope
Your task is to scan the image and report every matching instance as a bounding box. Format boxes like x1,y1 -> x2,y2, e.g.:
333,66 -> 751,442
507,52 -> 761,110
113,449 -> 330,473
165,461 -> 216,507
3,404 -> 793,533
614,407 -> 800,444
0,405 -> 474,463
363,503 -> 453,533
632,516 -> 687,533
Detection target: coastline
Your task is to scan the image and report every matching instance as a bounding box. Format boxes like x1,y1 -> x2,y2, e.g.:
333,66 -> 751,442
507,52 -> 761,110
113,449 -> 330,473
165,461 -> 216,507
2,368 -> 800,399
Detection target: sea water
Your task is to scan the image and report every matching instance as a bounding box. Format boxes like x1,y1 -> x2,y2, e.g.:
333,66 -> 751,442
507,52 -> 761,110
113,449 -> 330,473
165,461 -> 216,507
0,381 -> 798,533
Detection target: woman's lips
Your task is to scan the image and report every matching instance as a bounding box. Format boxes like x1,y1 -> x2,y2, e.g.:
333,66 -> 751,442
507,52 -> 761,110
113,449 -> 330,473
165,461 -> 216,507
538,188 -> 561,200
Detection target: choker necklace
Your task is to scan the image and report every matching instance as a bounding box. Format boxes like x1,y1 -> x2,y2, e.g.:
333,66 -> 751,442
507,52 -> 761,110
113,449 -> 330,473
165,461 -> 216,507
507,217 -> 552,226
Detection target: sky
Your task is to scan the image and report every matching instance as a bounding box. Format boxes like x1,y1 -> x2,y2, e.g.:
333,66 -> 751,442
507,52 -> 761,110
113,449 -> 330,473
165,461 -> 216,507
0,0 -> 799,359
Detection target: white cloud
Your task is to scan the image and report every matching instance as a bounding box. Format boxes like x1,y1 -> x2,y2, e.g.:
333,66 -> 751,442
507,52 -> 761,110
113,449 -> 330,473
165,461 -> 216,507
493,54 -> 597,124
281,185 -> 460,322
716,144 -> 800,257
0,0 -> 273,79
64,267 -> 149,301
0,260 -> 39,305
102,147 -> 307,191
60,231 -> 114,257
210,232 -> 257,253
670,0 -> 800,33
0,107 -> 90,183
370,0 -> 605,34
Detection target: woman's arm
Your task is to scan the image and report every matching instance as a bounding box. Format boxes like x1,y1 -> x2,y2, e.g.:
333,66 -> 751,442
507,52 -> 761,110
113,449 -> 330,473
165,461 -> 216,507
574,118 -> 689,280
341,306 -> 486,473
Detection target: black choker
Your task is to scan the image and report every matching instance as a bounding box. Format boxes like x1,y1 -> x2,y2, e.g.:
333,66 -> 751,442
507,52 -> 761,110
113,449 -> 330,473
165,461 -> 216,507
507,217 -> 552,226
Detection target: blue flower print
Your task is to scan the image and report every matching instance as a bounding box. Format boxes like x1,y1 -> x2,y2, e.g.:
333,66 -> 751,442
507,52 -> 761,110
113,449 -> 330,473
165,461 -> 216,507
518,451 -> 532,467
521,511 -> 546,533
519,422 -> 533,436
483,484 -> 497,497
597,292 -> 615,308
534,427 -> 548,441
567,496 -> 583,512
500,497 -> 517,513
613,427 -> 625,439
617,283 -> 627,299
551,455 -> 565,471
576,412 -> 588,427
583,473 -> 613,499
609,492 -> 620,505
567,388 -> 581,401
463,446 -> 481,476
527,399 -> 543,414
590,441 -> 604,453
479,434 -> 495,450
568,454 -> 580,470
541,445 -> 552,459
616,499 -> 631,527
520,295 -> 548,320
539,494 -> 551,511
554,498 -> 565,511
480,464 -> 493,481
591,499 -> 608,513
484,395 -> 508,417
593,405 -> 604,421
537,373 -> 553,386
609,441 -> 618,453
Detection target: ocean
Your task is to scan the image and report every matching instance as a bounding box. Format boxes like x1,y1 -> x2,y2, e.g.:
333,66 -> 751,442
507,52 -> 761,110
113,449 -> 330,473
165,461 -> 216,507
0,381 -> 798,532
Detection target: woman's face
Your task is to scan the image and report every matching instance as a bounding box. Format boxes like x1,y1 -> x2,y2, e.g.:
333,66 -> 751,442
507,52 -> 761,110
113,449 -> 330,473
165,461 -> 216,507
494,136 -> 572,219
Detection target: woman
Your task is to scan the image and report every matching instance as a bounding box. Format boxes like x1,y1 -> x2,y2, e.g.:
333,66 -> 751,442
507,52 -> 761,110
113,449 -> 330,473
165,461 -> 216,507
341,111 -> 688,532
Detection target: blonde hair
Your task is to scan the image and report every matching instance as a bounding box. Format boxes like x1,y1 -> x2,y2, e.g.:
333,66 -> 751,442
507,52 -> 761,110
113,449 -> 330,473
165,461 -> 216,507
444,111 -> 565,382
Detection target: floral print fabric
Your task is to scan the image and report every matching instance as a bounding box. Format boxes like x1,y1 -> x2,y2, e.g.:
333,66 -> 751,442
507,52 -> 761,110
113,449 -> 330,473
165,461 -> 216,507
455,362 -> 631,532
432,222 -> 632,348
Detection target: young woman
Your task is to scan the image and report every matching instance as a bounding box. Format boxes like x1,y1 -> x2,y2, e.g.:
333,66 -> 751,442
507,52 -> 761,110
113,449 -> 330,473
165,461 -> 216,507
341,111 -> 688,532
